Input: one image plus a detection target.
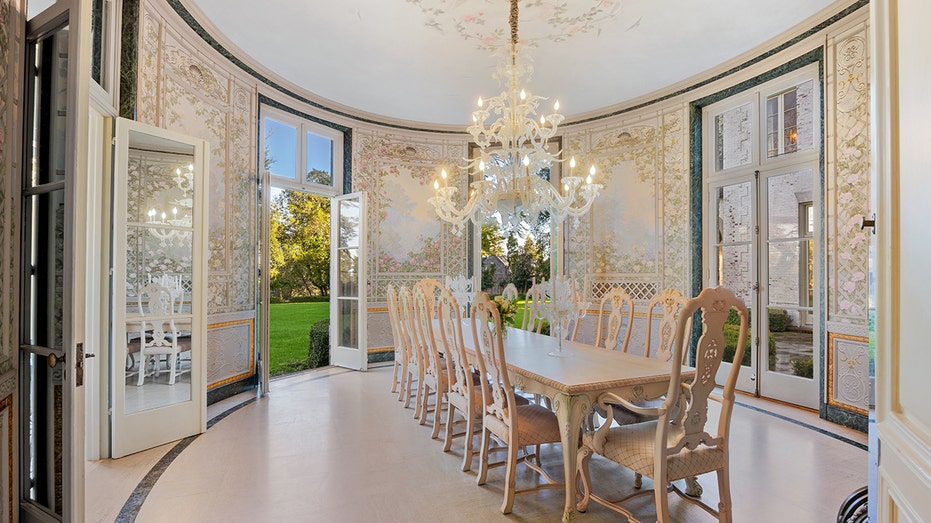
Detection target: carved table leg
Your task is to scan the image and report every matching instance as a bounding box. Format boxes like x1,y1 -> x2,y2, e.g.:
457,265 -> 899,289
553,392 -> 592,523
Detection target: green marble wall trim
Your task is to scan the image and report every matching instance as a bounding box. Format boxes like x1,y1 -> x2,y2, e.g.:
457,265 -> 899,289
119,0 -> 139,119
258,94 -> 353,194
567,0 -> 868,127
824,403 -> 869,433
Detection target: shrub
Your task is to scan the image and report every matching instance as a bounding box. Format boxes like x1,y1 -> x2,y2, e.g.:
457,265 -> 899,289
723,323 -> 776,368
792,356 -> 814,378
308,319 -> 330,368
768,308 -> 791,332
290,295 -> 330,303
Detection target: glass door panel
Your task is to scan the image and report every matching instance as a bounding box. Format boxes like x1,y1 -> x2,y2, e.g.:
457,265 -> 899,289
330,193 -> 367,370
760,168 -> 818,408
110,118 -> 207,458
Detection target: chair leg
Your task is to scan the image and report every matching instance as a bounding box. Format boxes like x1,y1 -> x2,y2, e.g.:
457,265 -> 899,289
576,445 -> 593,512
168,353 -> 178,385
462,414 -> 476,472
716,468 -> 733,523
501,440 -> 519,514
413,377 -> 425,421
418,384 -> 431,425
390,359 -> 400,394
654,472 -> 670,523
477,428 -> 491,486
443,404 -> 457,452
396,359 -> 408,402
431,392 -> 445,439
137,355 -> 146,386
403,370 -> 414,409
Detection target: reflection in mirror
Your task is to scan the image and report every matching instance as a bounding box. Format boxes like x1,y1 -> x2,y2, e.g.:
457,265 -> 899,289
124,133 -> 196,414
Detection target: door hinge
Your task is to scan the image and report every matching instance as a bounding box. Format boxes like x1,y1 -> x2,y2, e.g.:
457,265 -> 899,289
755,336 -> 760,348
752,282 -> 760,292
755,225 -> 760,235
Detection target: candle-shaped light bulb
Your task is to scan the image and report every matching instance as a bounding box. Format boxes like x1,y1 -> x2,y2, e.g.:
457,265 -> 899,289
569,156 -> 577,169
161,211 -> 167,221
433,180 -> 439,190
441,169 -> 447,179
590,165 -> 597,176
472,114 -> 478,123
554,100 -> 560,112
520,89 -> 526,100
188,164 -> 194,171
564,183 -> 569,192
479,160 -> 486,171
477,97 -> 483,107
540,115 -> 546,125
586,175 -> 592,184
172,207 -> 178,216
148,208 -> 156,220
176,168 -> 181,175
522,155 -> 530,167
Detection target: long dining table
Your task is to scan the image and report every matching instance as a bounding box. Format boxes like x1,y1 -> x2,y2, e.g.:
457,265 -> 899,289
458,320 -> 695,523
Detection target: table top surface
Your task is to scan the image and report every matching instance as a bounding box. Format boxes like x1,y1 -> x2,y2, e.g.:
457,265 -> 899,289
459,321 -> 694,395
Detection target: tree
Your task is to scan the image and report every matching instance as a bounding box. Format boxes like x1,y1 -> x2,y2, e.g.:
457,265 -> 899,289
269,190 -> 331,298
509,234 -> 539,292
481,221 -> 505,257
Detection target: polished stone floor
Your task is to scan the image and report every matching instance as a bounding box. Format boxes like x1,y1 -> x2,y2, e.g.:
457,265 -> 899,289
88,364 -> 868,522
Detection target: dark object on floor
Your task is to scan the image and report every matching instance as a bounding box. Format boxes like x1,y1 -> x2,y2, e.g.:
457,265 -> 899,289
837,486 -> 868,523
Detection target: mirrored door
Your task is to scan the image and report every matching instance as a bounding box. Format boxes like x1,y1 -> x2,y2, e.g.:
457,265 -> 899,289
110,118 -> 207,458
330,193 -> 367,370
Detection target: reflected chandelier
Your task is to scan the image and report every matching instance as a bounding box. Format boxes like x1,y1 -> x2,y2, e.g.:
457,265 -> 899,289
429,0 -> 603,227
146,164 -> 194,247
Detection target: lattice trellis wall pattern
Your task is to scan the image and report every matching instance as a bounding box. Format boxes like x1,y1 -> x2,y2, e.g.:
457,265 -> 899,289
828,22 -> 871,326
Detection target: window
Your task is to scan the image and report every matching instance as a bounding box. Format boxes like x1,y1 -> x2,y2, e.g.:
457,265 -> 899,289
261,105 -> 342,195
765,80 -> 815,158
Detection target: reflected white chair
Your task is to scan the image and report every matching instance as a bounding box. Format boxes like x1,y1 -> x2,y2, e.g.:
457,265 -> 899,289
133,282 -> 185,386
471,292 -> 563,514
577,286 -> 749,522
592,286 -> 635,351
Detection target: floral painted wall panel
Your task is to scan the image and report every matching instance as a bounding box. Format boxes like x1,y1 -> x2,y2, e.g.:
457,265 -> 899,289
354,132 -> 468,301
828,22 -> 871,328
826,20 -> 871,415
137,1 -> 257,388
564,110 -> 690,303
354,131 -> 469,350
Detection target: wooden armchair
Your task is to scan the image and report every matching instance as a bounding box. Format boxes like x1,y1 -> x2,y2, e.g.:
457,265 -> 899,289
577,286 -> 749,522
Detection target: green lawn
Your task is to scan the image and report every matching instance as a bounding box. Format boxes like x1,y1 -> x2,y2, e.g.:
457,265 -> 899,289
269,302 -> 329,376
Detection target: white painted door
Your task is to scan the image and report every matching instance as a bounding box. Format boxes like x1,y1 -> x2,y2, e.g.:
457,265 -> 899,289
873,0 -> 931,519
330,193 -> 368,370
109,118 -> 208,458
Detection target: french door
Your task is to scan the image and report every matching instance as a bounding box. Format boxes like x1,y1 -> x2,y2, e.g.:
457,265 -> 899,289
329,193 -> 367,370
704,65 -> 821,409
709,167 -> 820,409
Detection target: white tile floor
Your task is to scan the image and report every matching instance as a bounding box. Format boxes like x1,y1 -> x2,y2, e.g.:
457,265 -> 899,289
88,364 -> 868,522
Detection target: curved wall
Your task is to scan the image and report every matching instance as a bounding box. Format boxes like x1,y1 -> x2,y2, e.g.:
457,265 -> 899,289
127,0 -> 872,428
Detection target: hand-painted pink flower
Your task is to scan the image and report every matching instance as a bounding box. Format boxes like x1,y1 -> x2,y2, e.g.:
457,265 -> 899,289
461,14 -> 475,23
839,299 -> 852,311
482,36 -> 497,46
852,271 -> 865,281
843,281 -> 856,293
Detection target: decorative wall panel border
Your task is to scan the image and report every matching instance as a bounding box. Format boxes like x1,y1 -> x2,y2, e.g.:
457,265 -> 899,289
1,393 -> 12,523
206,319 -> 254,390
827,332 -> 870,415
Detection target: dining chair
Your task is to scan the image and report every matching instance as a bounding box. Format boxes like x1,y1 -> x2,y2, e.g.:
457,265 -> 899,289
436,286 -> 482,471
132,281 -> 185,386
501,283 -> 519,302
593,286 -> 635,351
386,284 -> 407,399
412,279 -> 449,438
520,279 -> 546,333
577,286 -> 749,523
397,286 -> 423,414
471,292 -> 563,514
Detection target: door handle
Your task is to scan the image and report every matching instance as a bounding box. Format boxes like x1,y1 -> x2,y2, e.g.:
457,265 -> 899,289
47,353 -> 64,368
860,213 -> 876,234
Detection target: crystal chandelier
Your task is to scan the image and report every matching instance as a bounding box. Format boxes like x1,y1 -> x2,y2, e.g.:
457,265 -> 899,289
428,0 -> 603,227
146,164 -> 194,247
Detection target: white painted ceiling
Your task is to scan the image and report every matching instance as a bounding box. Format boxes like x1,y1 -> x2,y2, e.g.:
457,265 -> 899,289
190,0 -> 839,127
